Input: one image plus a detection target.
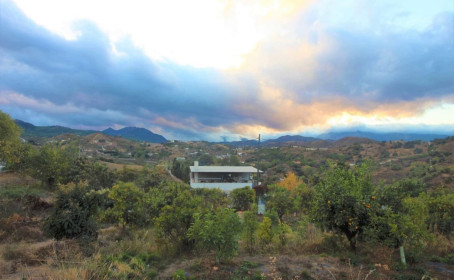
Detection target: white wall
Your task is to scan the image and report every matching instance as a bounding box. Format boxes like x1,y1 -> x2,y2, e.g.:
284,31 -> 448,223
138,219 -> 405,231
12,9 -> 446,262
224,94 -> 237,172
190,182 -> 253,191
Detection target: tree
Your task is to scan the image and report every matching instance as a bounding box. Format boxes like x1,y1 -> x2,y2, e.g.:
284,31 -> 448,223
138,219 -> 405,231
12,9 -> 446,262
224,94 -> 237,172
242,207 -> 259,255
5,142 -> 34,173
198,154 -> 215,166
135,165 -> 168,191
116,166 -> 139,182
291,183 -> 314,214
379,179 -> 426,213
277,219 -> 291,249
171,159 -> 190,183
43,182 -> 101,240
426,190 -> 454,235
257,216 -> 274,248
311,162 -> 377,250
267,185 -> 292,220
187,208 -> 242,263
30,143 -> 76,188
104,182 -> 148,228
192,187 -> 229,210
0,111 -> 22,168
366,195 -> 430,267
66,158 -> 116,189
278,172 -> 303,191
155,189 -> 201,251
231,186 -> 255,211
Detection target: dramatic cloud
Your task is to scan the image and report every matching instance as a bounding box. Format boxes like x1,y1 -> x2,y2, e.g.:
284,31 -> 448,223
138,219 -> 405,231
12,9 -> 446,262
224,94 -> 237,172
1,0 -> 453,140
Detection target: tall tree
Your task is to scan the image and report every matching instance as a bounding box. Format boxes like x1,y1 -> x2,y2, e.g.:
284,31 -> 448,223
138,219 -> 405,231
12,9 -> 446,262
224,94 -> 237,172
30,143 -> 76,188
0,111 -> 22,167
311,162 -> 377,250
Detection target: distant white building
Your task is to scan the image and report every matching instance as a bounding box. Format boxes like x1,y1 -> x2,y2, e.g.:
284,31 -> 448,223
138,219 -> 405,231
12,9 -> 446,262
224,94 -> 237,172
189,161 -> 261,191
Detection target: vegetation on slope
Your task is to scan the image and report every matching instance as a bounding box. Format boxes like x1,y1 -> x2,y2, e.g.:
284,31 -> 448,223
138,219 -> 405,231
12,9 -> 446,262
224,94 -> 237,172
1,110 -> 454,279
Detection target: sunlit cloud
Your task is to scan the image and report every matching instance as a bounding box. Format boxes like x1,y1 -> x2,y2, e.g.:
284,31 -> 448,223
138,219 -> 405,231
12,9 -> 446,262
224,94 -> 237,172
1,0 -> 454,141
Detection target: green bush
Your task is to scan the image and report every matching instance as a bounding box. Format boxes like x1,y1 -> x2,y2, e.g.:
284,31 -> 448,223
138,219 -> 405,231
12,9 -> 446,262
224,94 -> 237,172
187,208 -> 242,263
103,182 -> 148,228
231,186 -> 255,211
173,269 -> 186,280
43,183 -> 100,240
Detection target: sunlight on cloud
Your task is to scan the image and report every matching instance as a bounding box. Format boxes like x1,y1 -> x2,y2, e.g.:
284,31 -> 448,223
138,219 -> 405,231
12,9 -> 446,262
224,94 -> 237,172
14,0 -> 294,68
327,103 -> 454,127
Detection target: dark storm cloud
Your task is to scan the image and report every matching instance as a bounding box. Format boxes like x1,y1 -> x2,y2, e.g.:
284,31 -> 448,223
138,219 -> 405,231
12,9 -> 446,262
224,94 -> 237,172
0,1 -> 256,138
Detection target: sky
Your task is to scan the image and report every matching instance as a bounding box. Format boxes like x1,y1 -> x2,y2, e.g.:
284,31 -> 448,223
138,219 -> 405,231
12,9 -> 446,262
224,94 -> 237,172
0,0 -> 453,141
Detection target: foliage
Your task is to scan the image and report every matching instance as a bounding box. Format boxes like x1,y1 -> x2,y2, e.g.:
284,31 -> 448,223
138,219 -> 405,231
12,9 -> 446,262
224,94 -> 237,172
257,217 -> 274,248
29,143 -> 77,188
379,179 -> 426,213
66,158 -> 116,189
278,172 -> 303,191
370,196 -> 430,247
291,183 -> 314,214
155,188 -> 201,251
366,192 -> 431,265
173,269 -> 186,279
135,165 -> 168,191
43,182 -> 100,240
147,181 -> 192,219
103,182 -> 148,228
171,159 -> 190,183
116,166 -> 140,182
266,185 -> 292,220
231,186 -> 255,211
0,110 -> 22,167
311,162 -> 376,250
426,189 -> 454,235
192,187 -> 229,210
242,207 -> 259,254
197,154 -> 215,166
277,220 -> 291,249
188,208 -> 242,263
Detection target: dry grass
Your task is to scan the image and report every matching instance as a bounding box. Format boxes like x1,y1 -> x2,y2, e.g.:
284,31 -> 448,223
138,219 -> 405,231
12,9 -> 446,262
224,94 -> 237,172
0,172 -> 38,187
1,242 -> 43,268
425,232 -> 454,257
99,161 -> 143,171
359,245 -> 395,269
0,214 -> 45,243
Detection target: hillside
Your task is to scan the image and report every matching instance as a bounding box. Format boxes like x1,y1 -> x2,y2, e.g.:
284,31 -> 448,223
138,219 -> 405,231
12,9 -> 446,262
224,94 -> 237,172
15,120 -> 96,139
15,120 -> 167,144
102,127 -> 167,143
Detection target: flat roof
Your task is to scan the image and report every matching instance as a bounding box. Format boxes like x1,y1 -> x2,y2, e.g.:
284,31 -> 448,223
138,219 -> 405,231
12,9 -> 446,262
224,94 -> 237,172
190,166 -> 261,173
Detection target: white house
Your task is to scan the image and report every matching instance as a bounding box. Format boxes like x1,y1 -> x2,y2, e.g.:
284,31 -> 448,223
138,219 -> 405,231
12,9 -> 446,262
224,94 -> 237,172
189,161 -> 261,191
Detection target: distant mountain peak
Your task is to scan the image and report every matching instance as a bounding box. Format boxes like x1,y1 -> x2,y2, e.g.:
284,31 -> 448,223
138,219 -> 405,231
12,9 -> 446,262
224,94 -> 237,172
14,120 -> 167,144
102,127 -> 167,143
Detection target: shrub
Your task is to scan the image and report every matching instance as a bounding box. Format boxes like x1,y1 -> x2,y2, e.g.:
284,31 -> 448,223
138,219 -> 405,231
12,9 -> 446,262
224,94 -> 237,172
103,182 -> 148,228
311,162 -> 377,251
257,217 -> 274,249
243,209 -> 259,254
187,208 -> 242,263
231,186 -> 255,211
43,183 -> 100,240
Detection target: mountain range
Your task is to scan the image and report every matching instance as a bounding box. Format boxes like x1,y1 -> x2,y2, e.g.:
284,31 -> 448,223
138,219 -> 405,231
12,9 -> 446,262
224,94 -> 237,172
15,119 -> 451,145
102,127 -> 167,143
15,120 -> 168,143
317,131 -> 450,142
227,131 -> 451,147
